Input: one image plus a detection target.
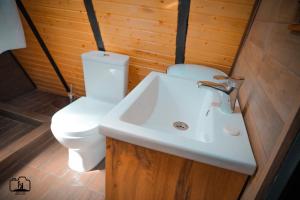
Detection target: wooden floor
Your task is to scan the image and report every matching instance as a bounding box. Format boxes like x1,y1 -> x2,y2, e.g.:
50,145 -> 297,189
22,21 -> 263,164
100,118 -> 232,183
4,90 -> 69,116
0,114 -> 36,150
0,137 -> 105,200
0,90 -> 105,200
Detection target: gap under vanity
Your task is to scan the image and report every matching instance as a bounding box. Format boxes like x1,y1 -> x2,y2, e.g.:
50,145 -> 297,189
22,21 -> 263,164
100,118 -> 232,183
0,0 -> 300,200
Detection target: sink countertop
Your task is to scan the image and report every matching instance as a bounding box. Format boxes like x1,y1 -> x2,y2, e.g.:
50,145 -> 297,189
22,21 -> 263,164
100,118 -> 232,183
100,72 -> 256,175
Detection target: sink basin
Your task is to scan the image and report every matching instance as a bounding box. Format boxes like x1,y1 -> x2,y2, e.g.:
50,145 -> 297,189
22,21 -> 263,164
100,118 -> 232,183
100,72 -> 256,175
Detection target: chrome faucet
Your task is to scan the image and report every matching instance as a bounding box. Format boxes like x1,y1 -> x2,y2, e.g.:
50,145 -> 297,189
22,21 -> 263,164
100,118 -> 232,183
197,75 -> 245,113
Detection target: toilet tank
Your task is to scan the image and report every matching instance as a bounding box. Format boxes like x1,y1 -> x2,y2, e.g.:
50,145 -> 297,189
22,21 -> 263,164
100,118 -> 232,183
81,51 -> 129,104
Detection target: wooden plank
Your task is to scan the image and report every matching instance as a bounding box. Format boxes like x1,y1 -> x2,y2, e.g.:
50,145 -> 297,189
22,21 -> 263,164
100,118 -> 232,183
97,13 -> 177,34
207,0 -> 254,6
102,33 -> 175,56
18,0 -> 255,95
186,38 -> 239,57
22,0 -> 86,12
25,4 -> 89,22
191,0 -> 253,20
185,51 -> 234,67
28,14 -> 92,33
23,37 -> 90,56
96,0 -> 179,10
100,24 -> 176,45
15,16 -> 65,96
106,138 -> 248,200
187,26 -> 243,46
23,35 -> 174,70
105,45 -> 175,64
17,0 -> 70,93
186,0 -> 254,75
93,1 -> 177,24
23,29 -> 97,50
17,51 -> 83,69
29,23 -> 94,42
232,0 -> 300,198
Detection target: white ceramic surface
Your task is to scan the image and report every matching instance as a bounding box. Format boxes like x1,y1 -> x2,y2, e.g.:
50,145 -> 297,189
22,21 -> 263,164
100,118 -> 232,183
51,51 -> 129,172
51,97 -> 114,172
167,64 -> 227,82
100,72 -> 256,175
82,51 -> 129,104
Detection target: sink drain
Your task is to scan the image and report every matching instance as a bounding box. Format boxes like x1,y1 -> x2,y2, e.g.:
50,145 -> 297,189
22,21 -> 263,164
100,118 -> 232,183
173,121 -> 189,131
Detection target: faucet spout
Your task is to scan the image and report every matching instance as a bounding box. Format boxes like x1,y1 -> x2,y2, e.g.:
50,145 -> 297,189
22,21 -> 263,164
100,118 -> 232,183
197,81 -> 234,95
197,75 -> 244,113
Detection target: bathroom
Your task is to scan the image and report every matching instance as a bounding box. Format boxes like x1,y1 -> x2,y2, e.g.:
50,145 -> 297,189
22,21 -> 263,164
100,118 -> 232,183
0,0 -> 299,199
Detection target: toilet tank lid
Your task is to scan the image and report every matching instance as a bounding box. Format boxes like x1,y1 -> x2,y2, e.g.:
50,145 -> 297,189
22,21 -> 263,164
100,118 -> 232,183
81,51 -> 129,66
167,64 -> 226,81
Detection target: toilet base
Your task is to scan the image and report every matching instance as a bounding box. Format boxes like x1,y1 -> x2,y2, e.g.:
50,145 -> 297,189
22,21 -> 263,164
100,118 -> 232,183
68,146 -> 105,172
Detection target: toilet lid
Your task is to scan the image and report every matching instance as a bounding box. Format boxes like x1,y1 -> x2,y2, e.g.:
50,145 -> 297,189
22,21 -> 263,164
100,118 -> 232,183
51,97 -> 115,135
167,64 -> 227,82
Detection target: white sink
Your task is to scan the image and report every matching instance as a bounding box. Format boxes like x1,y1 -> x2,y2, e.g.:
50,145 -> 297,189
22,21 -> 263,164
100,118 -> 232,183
100,72 -> 256,175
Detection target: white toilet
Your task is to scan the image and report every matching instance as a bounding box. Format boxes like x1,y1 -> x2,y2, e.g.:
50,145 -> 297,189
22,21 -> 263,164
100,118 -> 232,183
51,51 -> 129,172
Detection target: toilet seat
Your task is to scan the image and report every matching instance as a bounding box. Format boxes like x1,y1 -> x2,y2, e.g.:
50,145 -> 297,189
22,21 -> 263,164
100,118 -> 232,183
51,97 -> 115,137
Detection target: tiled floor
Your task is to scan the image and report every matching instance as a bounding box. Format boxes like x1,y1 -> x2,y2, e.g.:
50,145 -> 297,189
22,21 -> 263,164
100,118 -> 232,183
0,137 -> 105,200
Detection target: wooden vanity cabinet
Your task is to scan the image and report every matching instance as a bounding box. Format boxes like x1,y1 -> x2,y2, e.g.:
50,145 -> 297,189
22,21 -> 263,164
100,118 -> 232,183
105,138 -> 248,200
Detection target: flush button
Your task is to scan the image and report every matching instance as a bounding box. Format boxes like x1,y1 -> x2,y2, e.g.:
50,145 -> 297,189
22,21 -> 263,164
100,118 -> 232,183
224,126 -> 240,136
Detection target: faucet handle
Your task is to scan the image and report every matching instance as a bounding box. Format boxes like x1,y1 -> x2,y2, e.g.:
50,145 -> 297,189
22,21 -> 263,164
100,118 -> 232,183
230,76 -> 245,81
213,75 -> 229,80
213,75 -> 245,81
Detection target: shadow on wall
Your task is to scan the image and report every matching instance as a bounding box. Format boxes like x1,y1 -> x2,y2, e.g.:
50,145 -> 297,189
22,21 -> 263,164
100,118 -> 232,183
0,51 -> 35,101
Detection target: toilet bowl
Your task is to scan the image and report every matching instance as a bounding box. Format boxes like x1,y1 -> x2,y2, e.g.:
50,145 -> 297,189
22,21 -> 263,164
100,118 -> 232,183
51,51 -> 129,172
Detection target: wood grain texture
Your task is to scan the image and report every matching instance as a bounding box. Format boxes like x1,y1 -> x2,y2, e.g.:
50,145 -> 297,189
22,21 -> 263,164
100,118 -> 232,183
232,0 -> 300,199
0,90 -> 68,172
94,0 -> 178,91
5,90 -> 69,116
14,0 -> 93,96
185,0 -> 255,74
12,18 -> 67,96
106,138 -> 247,200
13,0 -> 255,95
0,137 -> 106,200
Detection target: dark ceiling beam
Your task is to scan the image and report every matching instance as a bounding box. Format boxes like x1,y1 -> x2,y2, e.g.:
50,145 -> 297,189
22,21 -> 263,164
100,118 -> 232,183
84,0 -> 105,51
175,0 -> 191,64
16,0 -> 70,93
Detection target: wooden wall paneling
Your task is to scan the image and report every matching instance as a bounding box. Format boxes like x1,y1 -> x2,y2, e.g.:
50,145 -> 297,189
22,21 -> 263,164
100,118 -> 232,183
13,0 -> 257,94
185,0 -> 255,74
106,138 -> 248,200
94,0 -> 178,90
21,0 -> 86,11
232,0 -> 300,198
94,1 -> 177,22
13,15 -> 66,96
15,0 -> 99,96
16,0 -> 71,94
